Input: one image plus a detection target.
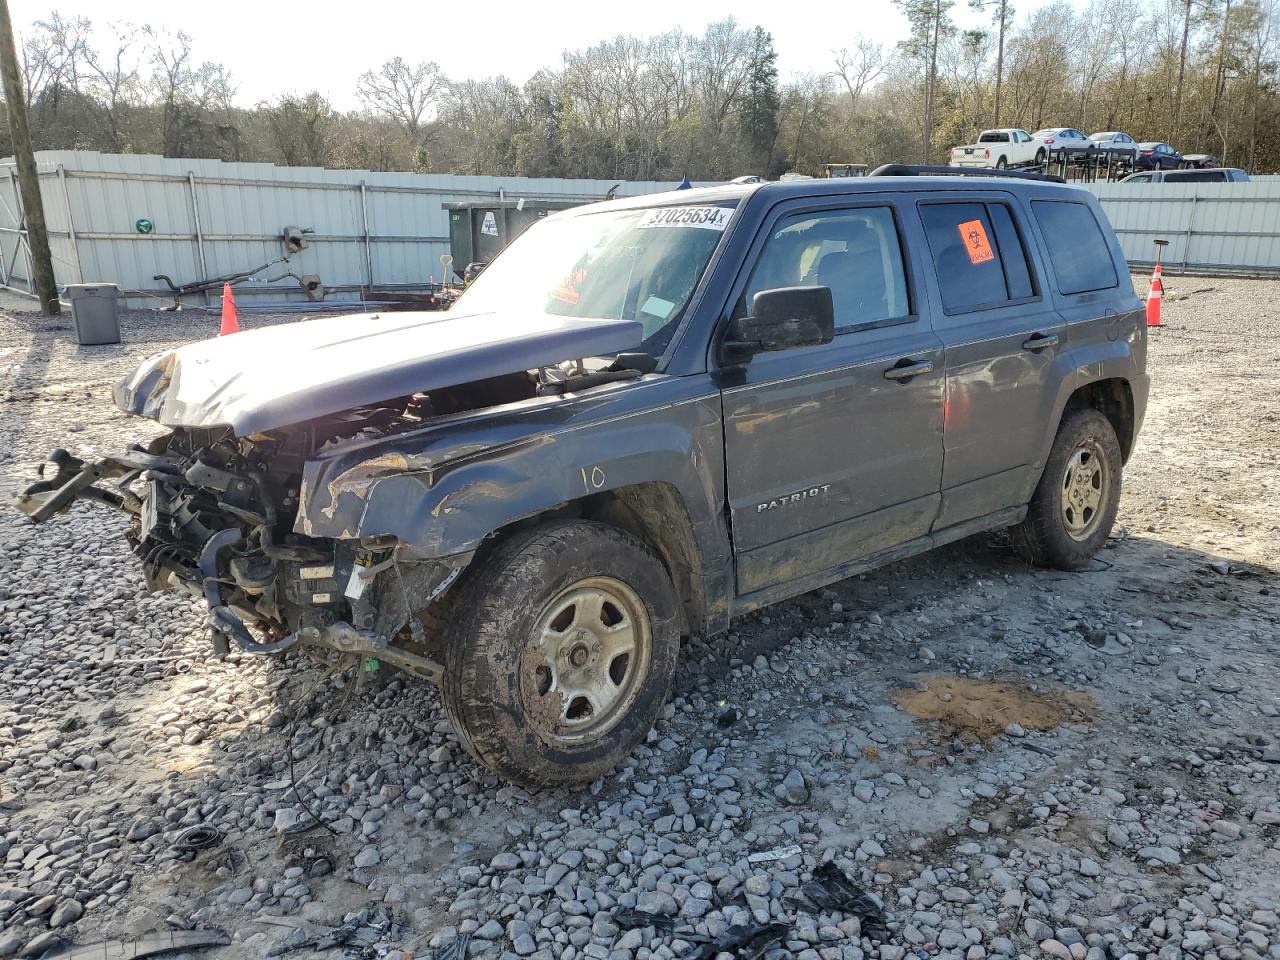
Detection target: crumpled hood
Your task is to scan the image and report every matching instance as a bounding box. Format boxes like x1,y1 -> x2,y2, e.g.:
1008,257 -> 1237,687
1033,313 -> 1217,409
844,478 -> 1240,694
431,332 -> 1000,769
114,308 -> 643,436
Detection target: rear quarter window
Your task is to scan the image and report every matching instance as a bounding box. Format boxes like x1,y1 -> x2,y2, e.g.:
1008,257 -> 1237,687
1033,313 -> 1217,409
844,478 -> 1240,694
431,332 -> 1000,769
1031,200 -> 1119,296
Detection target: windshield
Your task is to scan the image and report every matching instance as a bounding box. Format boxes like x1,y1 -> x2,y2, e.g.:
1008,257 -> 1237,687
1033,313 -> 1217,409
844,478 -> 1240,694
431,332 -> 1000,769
453,202 -> 736,357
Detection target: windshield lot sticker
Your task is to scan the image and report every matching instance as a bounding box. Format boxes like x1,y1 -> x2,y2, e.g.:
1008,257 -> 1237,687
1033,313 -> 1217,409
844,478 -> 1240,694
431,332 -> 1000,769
641,295 -> 675,319
638,206 -> 730,231
957,219 -> 995,264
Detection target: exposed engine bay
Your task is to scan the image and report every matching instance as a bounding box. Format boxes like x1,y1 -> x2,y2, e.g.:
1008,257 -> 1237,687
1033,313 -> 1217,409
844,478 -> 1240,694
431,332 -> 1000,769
17,375 -> 544,679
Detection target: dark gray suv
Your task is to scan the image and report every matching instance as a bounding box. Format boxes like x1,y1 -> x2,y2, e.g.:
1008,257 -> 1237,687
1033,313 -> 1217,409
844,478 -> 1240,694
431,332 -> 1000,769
21,167 -> 1149,786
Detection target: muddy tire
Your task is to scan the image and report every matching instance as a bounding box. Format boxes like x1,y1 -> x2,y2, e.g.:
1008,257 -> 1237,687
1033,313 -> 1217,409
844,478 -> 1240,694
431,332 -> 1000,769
996,155 -> 1008,169
441,520 -> 680,787
1035,148 -> 1047,165
1010,408 -> 1122,570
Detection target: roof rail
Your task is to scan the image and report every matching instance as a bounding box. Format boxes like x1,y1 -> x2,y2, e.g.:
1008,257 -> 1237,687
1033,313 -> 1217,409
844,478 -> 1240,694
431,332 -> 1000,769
869,164 -> 1066,184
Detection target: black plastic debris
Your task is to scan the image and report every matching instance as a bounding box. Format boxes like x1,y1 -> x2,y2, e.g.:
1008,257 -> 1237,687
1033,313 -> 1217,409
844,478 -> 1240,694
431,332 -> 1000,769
788,863 -> 891,942
612,907 -> 677,934
689,922 -> 789,960
170,824 -> 223,854
277,904 -> 406,958
716,705 -> 739,729
429,933 -> 471,960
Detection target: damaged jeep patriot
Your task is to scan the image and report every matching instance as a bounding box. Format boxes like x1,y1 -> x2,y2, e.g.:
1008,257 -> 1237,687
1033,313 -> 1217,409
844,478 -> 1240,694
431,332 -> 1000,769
20,167 -> 1148,787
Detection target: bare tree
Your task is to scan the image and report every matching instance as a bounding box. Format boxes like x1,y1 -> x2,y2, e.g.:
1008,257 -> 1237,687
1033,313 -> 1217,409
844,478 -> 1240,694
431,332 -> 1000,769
144,27 -> 234,157
262,91 -> 335,167
356,57 -> 443,143
20,11 -> 89,108
833,38 -> 886,115
84,21 -> 138,151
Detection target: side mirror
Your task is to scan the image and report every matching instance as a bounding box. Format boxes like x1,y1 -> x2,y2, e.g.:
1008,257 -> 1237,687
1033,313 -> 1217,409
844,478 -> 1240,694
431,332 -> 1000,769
722,286 -> 835,363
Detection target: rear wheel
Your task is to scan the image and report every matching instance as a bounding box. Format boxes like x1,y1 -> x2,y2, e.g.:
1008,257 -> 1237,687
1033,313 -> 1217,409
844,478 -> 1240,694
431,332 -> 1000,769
996,156 -> 1008,169
441,521 -> 680,787
1010,408 -> 1122,570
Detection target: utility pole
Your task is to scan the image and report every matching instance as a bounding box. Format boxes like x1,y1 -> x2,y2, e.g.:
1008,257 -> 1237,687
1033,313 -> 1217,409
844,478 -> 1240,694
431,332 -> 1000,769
0,0 -> 59,313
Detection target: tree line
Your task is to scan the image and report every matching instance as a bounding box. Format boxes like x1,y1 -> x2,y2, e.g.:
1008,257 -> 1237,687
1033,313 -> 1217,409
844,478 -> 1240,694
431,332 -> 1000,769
4,2 -> 1278,181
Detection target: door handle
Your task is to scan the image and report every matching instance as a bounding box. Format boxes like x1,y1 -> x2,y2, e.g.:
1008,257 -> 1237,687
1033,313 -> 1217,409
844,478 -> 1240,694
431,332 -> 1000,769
883,358 -> 934,381
1022,332 -> 1059,352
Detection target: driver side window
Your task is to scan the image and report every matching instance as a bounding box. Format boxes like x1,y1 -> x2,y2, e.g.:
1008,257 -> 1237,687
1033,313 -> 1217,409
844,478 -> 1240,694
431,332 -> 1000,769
743,206 -> 911,332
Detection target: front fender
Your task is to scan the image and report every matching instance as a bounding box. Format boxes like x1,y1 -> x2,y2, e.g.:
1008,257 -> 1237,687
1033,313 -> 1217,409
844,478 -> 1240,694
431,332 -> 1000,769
296,385 -> 726,565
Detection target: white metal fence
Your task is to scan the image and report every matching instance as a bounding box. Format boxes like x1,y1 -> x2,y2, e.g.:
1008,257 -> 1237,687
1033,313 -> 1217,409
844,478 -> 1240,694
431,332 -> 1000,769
0,151 -> 709,308
2,152 -> 1277,310
1084,179 -> 1280,274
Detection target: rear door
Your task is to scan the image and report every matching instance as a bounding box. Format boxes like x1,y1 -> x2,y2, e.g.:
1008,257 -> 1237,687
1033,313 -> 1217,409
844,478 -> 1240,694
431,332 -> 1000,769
720,196 -> 944,600
915,194 -> 1067,528
1026,198 -> 1131,422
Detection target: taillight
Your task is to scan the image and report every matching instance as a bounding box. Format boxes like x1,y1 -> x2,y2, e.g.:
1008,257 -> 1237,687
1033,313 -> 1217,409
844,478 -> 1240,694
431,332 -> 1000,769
1045,138 -> 1055,144
1140,150 -> 1152,156
984,148 -> 990,159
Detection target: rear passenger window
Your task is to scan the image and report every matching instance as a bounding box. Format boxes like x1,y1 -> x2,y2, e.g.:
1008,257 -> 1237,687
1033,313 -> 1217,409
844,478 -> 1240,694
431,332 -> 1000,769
919,201 -> 1037,313
1031,200 -> 1119,295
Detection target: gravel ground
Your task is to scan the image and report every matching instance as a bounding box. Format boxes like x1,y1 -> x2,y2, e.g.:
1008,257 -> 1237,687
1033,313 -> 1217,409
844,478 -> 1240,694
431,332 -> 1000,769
0,281 -> 1278,960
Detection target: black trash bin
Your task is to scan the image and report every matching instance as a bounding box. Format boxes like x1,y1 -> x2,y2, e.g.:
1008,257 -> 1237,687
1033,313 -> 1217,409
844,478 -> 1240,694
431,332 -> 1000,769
65,284 -> 121,345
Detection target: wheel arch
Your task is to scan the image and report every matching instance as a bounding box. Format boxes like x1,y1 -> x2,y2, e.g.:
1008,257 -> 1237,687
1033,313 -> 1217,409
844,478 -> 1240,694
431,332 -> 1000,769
1062,377 -> 1136,463
465,481 -> 708,636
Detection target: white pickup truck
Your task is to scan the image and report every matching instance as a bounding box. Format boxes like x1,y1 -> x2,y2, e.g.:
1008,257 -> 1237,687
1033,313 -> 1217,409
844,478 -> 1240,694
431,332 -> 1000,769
949,129 -> 1047,169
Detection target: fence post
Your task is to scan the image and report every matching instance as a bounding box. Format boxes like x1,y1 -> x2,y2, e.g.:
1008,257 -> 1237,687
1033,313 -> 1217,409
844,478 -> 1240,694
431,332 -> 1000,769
359,181 -> 373,289
56,164 -> 82,283
1183,193 -> 1198,271
187,172 -> 209,305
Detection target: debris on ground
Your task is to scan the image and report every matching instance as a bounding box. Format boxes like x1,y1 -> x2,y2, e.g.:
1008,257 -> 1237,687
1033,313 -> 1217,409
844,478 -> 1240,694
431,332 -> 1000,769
611,907 -> 677,933
43,930 -> 232,960
746,843 -> 802,864
687,921 -> 790,959
787,863 -> 892,941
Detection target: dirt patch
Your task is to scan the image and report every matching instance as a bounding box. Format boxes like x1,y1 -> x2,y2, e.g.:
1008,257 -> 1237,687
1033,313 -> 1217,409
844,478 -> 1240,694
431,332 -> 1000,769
892,676 -> 1096,741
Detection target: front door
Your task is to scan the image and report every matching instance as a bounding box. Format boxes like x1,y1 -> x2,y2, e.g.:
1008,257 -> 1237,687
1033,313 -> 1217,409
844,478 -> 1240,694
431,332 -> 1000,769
720,199 -> 945,601
915,195 -> 1067,528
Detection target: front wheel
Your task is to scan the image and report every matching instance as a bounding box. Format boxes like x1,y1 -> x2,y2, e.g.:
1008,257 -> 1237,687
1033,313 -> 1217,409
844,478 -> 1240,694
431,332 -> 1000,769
1010,408 -> 1123,570
441,521 -> 680,787
1035,148 -> 1047,164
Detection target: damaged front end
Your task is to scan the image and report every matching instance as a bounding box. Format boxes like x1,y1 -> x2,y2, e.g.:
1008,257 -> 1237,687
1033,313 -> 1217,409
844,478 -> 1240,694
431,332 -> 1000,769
18,416 -> 466,681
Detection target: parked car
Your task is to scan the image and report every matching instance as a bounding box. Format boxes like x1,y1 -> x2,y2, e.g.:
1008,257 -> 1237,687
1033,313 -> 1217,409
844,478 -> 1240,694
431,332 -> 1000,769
949,128 -> 1047,168
1032,128 -> 1093,154
1120,168 -> 1250,183
1181,154 -> 1218,168
1089,132 -> 1139,159
20,169 -> 1149,787
1135,142 -> 1183,170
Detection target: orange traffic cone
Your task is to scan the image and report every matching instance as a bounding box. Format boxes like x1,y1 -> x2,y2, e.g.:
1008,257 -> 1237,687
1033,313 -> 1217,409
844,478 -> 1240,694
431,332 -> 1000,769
1145,263 -> 1163,328
219,283 -> 240,336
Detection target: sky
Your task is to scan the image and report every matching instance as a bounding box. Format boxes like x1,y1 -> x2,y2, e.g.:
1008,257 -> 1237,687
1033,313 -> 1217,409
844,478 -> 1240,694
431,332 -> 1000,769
11,0 -> 1074,111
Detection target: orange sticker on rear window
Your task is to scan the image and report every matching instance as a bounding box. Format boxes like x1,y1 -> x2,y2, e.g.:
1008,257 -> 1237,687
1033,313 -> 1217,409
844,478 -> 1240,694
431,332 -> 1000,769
957,219 -> 995,264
